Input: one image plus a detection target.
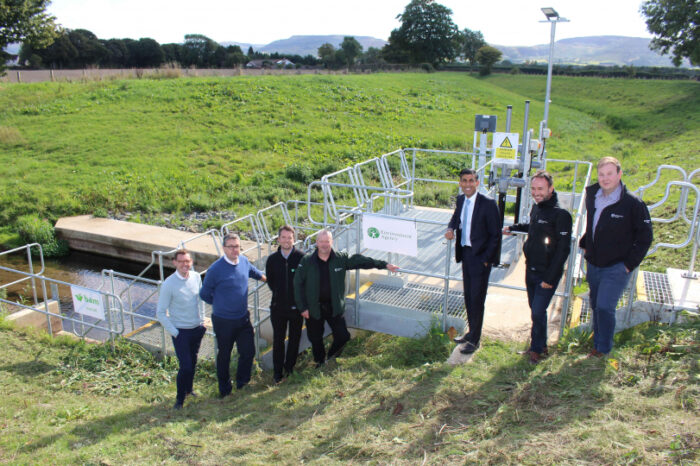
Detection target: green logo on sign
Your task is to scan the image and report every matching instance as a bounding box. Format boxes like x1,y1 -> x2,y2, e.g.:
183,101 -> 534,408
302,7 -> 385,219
367,227 -> 380,239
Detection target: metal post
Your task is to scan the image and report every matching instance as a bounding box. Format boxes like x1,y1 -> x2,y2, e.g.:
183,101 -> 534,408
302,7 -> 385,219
27,246 -> 38,305
521,101 -> 530,160
442,239 -> 452,332
505,105 -> 512,132
355,214 -> 362,326
559,234 -> 578,336
543,21 -> 556,127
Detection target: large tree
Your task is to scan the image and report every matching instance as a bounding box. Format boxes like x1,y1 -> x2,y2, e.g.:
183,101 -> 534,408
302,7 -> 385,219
317,42 -> 336,68
641,0 -> 699,66
476,45 -> 502,75
461,28 -> 486,70
0,0 -> 58,72
340,36 -> 362,68
386,0 -> 459,65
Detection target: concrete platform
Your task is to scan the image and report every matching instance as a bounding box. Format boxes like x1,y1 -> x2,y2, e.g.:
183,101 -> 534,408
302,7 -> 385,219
667,267 -> 700,309
55,215 -> 258,269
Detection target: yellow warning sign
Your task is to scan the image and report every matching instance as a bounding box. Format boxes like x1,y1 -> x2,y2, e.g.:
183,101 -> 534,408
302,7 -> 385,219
493,132 -> 519,159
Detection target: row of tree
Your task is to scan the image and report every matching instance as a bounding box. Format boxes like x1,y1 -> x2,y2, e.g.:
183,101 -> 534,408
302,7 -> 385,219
18,29 -> 325,69
2,0 -> 697,74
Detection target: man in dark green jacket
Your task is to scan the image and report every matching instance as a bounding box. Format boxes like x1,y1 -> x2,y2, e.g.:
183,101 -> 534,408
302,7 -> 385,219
294,229 -> 399,366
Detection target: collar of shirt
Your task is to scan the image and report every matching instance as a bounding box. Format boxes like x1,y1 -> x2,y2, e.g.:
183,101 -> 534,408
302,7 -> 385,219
223,255 -> 240,266
595,183 -> 622,204
174,270 -> 189,280
281,248 -> 292,260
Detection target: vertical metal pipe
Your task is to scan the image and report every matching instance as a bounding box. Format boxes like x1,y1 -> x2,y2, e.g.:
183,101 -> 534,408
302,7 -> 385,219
559,235 -> 578,337
355,214 -> 362,327
27,245 -> 39,305
505,105 -> 513,132
442,239 -> 452,332
521,101 -> 530,160
572,163 -> 579,211
543,21 -> 556,126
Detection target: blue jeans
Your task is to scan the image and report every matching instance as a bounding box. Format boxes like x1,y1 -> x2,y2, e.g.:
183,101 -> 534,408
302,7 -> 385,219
586,261 -> 631,354
171,325 -> 206,403
212,314 -> 255,394
525,271 -> 558,354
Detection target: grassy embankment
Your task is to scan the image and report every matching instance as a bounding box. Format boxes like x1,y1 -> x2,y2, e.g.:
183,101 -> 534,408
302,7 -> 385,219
0,72 -> 698,268
0,313 -> 697,463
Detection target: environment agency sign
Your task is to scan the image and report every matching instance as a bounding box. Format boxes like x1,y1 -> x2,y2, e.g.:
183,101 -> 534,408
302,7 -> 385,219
362,213 -> 418,257
70,285 -> 106,320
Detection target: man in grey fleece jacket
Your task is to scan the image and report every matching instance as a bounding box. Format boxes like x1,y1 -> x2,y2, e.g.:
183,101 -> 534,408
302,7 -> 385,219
156,249 -> 206,410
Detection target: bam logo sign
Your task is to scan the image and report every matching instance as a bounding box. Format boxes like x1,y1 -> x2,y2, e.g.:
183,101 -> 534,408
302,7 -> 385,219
70,286 -> 105,320
75,294 -> 100,305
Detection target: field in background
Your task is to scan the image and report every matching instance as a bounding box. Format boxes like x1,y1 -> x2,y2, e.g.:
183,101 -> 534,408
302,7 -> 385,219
0,72 -> 698,267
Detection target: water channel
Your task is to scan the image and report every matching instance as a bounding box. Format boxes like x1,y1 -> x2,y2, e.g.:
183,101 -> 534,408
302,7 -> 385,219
0,250 -> 164,340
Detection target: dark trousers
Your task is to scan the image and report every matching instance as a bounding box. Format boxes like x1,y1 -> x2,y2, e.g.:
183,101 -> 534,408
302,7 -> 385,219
460,246 -> 492,346
171,325 -> 206,403
271,309 -> 303,377
525,270 -> 558,354
305,303 -> 350,364
587,261 -> 631,354
212,314 -> 255,394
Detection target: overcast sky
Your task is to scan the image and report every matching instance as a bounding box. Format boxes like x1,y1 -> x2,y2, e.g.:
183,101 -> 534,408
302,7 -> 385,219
47,0 -> 652,46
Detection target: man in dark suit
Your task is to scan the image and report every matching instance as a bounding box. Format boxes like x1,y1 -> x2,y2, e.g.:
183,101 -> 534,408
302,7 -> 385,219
445,168 -> 502,354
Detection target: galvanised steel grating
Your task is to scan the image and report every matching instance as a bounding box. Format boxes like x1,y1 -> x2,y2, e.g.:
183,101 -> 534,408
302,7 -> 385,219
357,281 -> 467,318
576,288 -> 632,325
642,271 -> 674,305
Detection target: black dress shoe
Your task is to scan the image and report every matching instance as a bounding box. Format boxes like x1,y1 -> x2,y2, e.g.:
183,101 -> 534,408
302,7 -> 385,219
173,401 -> 183,410
453,334 -> 470,344
459,342 -> 480,354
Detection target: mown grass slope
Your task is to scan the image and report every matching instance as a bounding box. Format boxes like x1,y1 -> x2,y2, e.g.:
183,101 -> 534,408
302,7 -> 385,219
0,316 -> 697,464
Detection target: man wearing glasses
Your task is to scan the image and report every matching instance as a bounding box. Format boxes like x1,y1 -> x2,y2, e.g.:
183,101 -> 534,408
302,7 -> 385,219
200,234 -> 266,396
156,249 -> 206,410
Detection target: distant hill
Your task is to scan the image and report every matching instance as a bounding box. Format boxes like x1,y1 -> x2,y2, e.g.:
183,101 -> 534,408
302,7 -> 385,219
496,36 -> 691,67
223,35 -> 387,57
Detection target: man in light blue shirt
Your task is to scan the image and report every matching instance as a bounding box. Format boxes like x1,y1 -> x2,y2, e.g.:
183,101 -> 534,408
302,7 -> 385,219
156,249 -> 206,410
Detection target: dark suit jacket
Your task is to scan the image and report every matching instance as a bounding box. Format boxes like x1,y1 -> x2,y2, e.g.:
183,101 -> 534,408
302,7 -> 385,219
448,192 -> 502,265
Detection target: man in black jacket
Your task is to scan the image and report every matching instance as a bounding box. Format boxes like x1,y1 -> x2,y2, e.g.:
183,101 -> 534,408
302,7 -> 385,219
579,157 -> 653,357
446,168 -> 502,354
505,171 -> 572,364
265,225 -> 305,383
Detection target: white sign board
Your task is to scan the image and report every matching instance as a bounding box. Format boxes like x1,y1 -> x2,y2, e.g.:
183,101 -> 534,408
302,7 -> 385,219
362,213 -> 418,257
70,285 -> 106,320
493,132 -> 519,159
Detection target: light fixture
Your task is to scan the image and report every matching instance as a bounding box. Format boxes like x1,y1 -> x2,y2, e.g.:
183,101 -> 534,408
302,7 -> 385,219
541,7 -> 559,20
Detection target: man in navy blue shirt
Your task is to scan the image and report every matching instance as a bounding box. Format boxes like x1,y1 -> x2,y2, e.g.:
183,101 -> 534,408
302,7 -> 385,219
200,233 -> 266,396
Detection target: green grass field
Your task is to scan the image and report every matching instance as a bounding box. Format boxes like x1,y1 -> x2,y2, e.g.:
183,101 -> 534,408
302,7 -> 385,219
0,73 -> 697,218
0,315 -> 697,464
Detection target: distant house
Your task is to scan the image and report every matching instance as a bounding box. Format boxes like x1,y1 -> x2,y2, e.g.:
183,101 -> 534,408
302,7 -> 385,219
245,58 -> 295,69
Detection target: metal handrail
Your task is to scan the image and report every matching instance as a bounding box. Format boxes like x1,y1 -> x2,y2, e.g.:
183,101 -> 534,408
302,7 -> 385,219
635,164 -> 689,224
0,265 -> 125,340
647,181 -> 700,255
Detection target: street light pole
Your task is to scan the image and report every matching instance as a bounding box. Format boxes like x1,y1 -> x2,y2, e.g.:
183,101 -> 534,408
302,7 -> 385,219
540,8 -> 569,128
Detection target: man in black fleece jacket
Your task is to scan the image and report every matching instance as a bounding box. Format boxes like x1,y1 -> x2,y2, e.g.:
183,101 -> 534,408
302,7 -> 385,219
505,171 -> 572,364
579,157 -> 652,357
265,225 -> 305,383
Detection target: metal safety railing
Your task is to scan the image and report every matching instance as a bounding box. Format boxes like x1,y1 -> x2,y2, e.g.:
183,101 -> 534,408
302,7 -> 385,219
0,244 -> 125,343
